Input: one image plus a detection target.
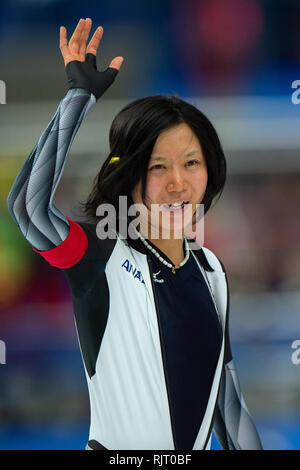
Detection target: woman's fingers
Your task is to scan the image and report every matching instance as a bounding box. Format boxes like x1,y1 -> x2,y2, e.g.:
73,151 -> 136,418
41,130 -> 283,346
109,56 -> 124,71
59,26 -> 72,65
60,19 -> 124,71
79,18 -> 92,57
69,18 -> 85,55
86,26 -> 104,56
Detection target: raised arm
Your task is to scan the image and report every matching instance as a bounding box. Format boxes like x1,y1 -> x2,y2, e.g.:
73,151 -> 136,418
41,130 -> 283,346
7,18 -> 124,251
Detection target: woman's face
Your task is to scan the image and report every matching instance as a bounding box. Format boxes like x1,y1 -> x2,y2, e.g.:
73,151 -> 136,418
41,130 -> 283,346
131,122 -> 208,238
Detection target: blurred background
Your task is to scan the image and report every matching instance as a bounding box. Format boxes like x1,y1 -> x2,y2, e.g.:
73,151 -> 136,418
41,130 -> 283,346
1,0 -> 300,450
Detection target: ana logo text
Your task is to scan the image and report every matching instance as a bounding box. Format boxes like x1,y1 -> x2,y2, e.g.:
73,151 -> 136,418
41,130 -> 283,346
122,259 -> 145,284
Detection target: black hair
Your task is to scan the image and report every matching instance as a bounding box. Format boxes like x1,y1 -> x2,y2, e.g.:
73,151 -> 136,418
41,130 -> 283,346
80,94 -> 226,233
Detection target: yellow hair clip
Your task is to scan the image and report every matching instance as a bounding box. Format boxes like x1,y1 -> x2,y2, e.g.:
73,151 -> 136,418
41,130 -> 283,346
109,156 -> 120,164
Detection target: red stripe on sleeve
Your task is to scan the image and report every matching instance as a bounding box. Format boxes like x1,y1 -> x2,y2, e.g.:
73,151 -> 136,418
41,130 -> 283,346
32,218 -> 88,269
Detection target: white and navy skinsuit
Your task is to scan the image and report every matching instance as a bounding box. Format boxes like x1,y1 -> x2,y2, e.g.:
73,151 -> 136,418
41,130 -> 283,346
7,88 -> 263,450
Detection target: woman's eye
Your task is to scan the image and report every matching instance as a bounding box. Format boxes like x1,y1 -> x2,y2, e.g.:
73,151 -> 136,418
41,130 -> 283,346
148,160 -> 200,171
186,160 -> 199,166
149,164 -> 165,171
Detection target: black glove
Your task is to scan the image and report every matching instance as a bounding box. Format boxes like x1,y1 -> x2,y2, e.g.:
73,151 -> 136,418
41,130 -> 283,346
65,53 -> 119,101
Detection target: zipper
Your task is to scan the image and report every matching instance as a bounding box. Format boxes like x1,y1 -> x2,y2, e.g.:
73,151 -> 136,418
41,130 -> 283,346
147,256 -> 178,450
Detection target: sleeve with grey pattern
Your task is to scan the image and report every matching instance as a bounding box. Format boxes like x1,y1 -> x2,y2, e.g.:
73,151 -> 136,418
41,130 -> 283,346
6,88 -> 96,251
213,359 -> 263,449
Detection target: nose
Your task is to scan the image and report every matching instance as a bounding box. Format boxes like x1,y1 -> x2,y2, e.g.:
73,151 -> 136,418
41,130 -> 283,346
166,168 -> 186,193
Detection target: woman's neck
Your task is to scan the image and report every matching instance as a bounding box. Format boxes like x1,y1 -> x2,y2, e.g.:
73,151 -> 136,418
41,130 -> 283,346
147,235 -> 185,267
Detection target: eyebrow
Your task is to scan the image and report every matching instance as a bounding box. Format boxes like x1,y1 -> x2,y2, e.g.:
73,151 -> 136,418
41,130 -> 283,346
150,150 -> 202,161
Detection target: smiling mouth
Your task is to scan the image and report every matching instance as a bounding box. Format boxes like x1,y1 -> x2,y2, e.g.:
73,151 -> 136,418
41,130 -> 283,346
163,201 -> 190,210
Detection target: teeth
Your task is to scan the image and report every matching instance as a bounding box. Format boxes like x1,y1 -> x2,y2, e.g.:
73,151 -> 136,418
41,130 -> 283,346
165,201 -> 188,210
168,201 -> 187,207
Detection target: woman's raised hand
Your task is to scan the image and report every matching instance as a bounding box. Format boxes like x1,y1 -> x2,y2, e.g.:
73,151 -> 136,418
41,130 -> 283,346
60,18 -> 124,70
59,18 -> 124,100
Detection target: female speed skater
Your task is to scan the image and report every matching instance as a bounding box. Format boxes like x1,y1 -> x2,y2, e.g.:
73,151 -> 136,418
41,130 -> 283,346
7,18 -> 263,450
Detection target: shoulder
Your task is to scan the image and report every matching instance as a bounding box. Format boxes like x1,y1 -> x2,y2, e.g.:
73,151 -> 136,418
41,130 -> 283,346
75,219 -> 117,262
188,239 -> 226,274
61,219 -> 118,296
201,246 -> 226,274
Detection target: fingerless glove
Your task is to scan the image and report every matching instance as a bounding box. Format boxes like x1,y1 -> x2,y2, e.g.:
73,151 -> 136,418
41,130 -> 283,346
66,53 -> 119,101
